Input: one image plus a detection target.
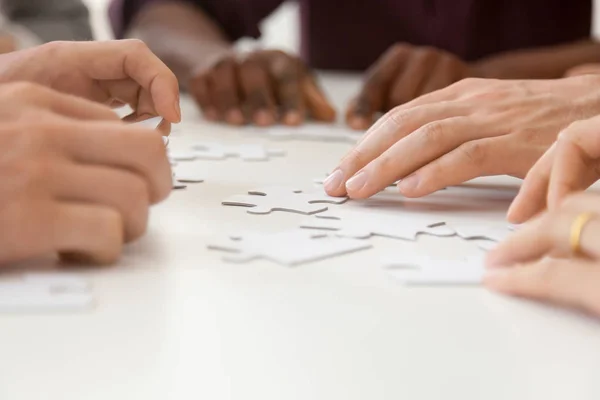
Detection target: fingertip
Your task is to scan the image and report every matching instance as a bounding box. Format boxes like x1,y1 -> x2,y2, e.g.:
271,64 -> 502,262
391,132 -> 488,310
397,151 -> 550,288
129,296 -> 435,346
203,108 -> 218,121
254,109 -> 276,126
282,111 -> 303,126
348,115 -> 371,130
225,109 -> 245,125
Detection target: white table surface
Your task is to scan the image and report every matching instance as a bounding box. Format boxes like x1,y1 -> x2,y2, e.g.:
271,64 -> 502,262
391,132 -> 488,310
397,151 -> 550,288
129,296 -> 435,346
1,74 -> 600,400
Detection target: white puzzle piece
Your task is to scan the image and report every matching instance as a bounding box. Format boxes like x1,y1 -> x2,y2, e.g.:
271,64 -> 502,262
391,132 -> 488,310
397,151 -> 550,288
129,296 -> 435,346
208,229 -> 372,266
253,124 -> 365,143
174,173 -> 205,183
0,273 -> 94,313
192,142 -> 286,161
300,208 -> 452,240
383,255 -> 486,286
223,186 -> 348,215
444,222 -> 513,243
134,116 -> 163,130
168,151 -> 197,162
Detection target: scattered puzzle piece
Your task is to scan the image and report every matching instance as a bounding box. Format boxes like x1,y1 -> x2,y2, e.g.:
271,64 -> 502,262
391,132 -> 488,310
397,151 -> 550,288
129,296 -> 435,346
254,124 -> 364,143
208,229 -> 372,266
0,273 -> 94,313
134,116 -> 163,130
192,142 -> 285,161
300,208 -> 452,240
444,222 -> 513,243
223,186 -> 348,215
383,255 -> 486,286
168,150 -> 197,162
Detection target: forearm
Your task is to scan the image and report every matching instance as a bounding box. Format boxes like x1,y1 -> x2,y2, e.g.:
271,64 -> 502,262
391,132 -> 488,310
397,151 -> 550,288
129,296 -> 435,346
128,1 -> 233,85
473,39 -> 600,79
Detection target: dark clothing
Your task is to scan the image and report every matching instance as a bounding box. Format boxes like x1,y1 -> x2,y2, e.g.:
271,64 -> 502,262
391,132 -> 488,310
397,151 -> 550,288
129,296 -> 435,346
110,0 -> 592,70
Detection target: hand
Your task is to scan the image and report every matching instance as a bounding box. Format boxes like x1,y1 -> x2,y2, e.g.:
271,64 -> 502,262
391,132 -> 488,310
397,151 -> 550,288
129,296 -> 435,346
0,40 -> 181,123
346,44 -> 474,130
485,193 -> 600,317
0,83 -> 172,266
0,34 -> 16,54
189,50 -> 336,126
508,115 -> 600,224
565,63 -> 600,77
324,75 -> 600,199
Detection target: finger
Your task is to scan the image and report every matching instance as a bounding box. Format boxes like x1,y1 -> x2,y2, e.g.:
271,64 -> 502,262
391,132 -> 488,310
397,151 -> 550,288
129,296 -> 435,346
346,44 -> 408,130
189,73 -> 218,121
325,103 -> 473,197
507,144 -> 556,224
52,202 -> 124,265
50,163 -> 151,242
386,48 -> 437,108
238,56 -> 277,126
12,83 -> 120,122
266,52 -> 306,126
73,40 -> 181,123
208,58 -> 244,125
302,74 -> 336,123
419,57 -> 465,97
484,259 -> 600,317
55,121 -> 172,203
397,135 -> 502,197
547,121 -> 600,209
487,196 -> 600,266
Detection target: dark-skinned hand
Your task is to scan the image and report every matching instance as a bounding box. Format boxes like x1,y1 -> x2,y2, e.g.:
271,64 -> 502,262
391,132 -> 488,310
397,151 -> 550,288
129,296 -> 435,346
346,43 -> 476,130
189,50 -> 336,126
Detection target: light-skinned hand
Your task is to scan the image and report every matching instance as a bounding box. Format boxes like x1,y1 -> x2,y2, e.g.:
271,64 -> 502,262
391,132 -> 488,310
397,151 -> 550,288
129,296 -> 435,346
324,75 -> 600,199
0,40 -> 181,124
486,193 -> 600,317
508,115 -> 600,223
0,83 -> 172,266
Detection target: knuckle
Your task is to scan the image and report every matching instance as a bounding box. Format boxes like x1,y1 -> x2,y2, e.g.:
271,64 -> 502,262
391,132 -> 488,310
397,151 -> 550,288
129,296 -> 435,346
125,38 -> 149,54
458,141 -> 487,167
390,43 -> 410,55
344,147 -> 370,169
4,81 -> 42,100
531,262 -> 560,296
419,121 -> 446,144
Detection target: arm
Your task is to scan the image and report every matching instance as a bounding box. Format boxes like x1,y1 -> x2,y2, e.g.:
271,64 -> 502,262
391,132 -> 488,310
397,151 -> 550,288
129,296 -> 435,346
126,1 -> 232,85
2,0 -> 93,45
123,0 -> 284,85
473,39 -> 600,79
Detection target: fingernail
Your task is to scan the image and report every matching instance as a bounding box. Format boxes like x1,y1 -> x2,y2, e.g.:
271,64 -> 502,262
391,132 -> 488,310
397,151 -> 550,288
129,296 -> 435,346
173,98 -> 182,122
323,169 -> 344,192
254,109 -> 275,126
398,174 -> 419,193
349,116 -> 369,130
204,108 -> 218,121
283,111 -> 302,126
225,109 -> 245,125
346,171 -> 368,192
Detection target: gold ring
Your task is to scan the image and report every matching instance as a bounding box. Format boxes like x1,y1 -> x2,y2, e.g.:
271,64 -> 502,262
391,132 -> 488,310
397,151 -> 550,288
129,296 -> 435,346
570,212 -> 595,255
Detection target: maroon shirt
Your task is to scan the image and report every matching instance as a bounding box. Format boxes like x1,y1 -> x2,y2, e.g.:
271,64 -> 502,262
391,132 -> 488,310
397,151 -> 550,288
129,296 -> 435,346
110,0 -> 592,71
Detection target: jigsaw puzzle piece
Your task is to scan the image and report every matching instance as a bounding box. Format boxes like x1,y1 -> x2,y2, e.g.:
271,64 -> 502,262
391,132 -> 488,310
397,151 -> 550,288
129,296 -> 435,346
223,186 -> 347,215
301,208 -> 449,241
0,274 -> 94,313
192,142 -> 285,162
208,229 -> 372,266
445,222 -> 513,242
383,255 -> 486,286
